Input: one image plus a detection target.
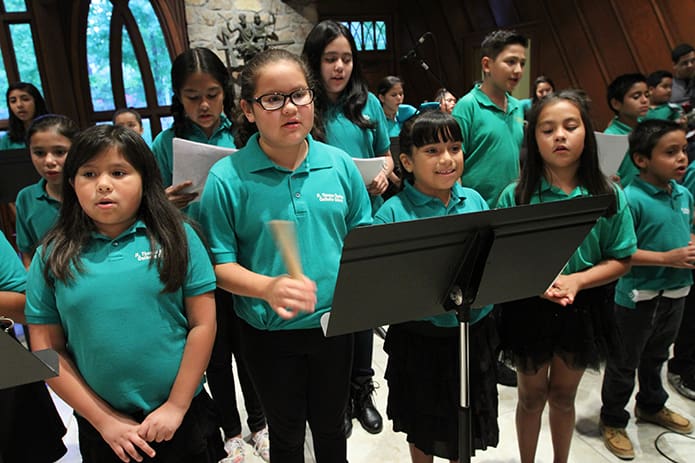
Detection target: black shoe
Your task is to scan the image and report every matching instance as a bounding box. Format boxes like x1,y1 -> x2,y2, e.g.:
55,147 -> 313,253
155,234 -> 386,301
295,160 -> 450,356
496,361 -> 518,387
352,377 -> 383,434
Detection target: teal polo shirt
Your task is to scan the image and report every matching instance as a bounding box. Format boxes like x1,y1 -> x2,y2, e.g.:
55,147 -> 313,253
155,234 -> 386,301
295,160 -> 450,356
497,179 -> 637,274
374,181 -> 493,326
681,162 -> 695,196
0,133 -> 25,150
385,104 -> 418,137
0,232 -> 25,293
615,178 -> 694,308
15,179 -> 61,254
199,133 -> 373,331
324,92 -> 391,214
645,103 -> 682,122
151,113 -> 235,187
605,117 -> 639,187
25,221 -> 216,414
151,114 -> 235,220
452,84 -> 524,207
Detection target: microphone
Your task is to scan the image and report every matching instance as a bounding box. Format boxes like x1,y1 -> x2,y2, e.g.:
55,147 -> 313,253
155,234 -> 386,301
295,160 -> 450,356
415,31 -> 431,45
400,32 -> 432,61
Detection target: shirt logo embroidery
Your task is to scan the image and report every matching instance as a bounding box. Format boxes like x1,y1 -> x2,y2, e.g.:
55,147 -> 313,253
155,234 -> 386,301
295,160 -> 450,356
134,249 -> 162,261
682,208 -> 690,215
316,193 -> 345,203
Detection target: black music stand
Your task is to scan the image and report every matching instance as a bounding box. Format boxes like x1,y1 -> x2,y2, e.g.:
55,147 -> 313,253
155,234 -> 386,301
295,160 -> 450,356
1,329 -> 58,389
0,147 -> 37,203
322,194 -> 614,462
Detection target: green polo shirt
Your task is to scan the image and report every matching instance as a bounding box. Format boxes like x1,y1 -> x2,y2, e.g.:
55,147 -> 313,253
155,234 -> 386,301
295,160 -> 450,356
199,133 -> 373,331
151,114 -> 235,220
497,179 -> 637,274
681,162 -> 695,196
15,179 -> 61,254
324,92 -> 391,214
0,232 -> 25,293
604,117 -> 639,187
452,84 -> 524,207
384,104 -> 418,137
615,178 -> 694,308
151,113 -> 235,187
0,133 -> 25,150
25,221 -> 216,414
645,103 -> 682,122
374,181 -> 493,326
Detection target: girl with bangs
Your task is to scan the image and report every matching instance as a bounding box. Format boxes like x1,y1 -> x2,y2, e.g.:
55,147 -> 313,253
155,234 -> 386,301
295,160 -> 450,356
374,111 -> 499,462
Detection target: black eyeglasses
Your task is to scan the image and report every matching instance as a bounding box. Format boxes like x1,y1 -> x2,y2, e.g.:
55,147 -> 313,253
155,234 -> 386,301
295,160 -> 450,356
252,88 -> 315,111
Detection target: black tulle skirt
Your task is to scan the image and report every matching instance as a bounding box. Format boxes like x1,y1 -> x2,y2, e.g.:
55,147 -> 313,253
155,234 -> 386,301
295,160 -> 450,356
383,315 -> 499,459
499,284 -> 619,374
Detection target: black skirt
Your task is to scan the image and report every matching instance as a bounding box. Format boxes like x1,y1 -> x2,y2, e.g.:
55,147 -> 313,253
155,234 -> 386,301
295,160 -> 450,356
383,315 -> 499,459
499,284 -> 619,374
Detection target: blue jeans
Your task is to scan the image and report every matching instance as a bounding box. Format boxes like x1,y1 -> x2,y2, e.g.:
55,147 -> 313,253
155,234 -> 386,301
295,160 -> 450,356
600,296 -> 685,428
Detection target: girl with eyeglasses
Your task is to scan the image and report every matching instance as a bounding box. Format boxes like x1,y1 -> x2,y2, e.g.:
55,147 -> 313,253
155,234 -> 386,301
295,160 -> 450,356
303,20 -> 393,438
199,48 -> 372,462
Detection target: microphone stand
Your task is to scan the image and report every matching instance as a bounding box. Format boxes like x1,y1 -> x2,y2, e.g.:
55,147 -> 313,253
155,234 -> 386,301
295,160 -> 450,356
403,49 -> 447,92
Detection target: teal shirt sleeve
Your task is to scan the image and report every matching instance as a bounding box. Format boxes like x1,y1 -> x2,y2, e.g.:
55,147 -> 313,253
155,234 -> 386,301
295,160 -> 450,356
151,128 -> 175,186
182,223 -> 216,297
495,182 -> 518,208
199,165 -> 239,265
24,249 -> 60,324
0,233 -> 26,293
452,94 -> 474,155
15,185 -> 38,254
367,93 -> 391,155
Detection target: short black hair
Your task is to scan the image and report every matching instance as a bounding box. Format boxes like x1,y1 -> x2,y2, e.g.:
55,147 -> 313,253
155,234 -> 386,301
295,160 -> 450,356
480,29 -> 528,60
606,73 -> 646,114
629,119 -> 685,166
646,70 -> 673,88
112,107 -> 142,125
671,43 -> 695,64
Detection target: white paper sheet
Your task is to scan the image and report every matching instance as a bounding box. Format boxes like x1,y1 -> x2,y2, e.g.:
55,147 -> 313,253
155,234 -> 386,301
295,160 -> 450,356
172,137 -> 236,202
352,157 -> 386,185
594,132 -> 629,177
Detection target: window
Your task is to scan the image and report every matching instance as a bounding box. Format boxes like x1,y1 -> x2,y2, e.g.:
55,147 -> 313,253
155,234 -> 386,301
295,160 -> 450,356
0,0 -> 43,121
340,20 -> 388,51
86,0 -> 173,143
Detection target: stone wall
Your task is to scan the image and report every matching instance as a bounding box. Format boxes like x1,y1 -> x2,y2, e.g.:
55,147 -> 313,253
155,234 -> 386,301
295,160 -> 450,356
184,0 -> 317,66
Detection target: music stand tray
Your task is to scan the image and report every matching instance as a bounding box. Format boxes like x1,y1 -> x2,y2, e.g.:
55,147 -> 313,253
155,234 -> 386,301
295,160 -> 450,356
322,194 -> 614,462
1,329 -> 58,390
0,147 -> 39,203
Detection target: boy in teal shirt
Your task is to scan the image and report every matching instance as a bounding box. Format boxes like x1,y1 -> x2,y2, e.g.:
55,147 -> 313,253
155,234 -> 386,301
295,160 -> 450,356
600,119 -> 694,460
604,73 -> 650,186
452,29 -> 527,207
645,70 -> 684,123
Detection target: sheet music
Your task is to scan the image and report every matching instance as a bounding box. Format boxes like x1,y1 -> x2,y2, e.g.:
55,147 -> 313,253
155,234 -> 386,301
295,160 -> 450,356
352,157 -> 386,185
595,132 -> 629,177
172,138 -> 236,202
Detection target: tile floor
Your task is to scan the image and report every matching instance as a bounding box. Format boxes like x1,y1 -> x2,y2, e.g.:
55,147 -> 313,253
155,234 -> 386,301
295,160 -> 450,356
54,334 -> 695,462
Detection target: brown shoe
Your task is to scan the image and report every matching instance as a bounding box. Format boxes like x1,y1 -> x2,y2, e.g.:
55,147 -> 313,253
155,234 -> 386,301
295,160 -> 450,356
635,406 -> 693,434
600,421 -> 635,460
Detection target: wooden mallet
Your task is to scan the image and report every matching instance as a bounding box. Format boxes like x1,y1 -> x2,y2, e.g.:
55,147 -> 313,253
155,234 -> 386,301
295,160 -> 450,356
268,220 -> 303,278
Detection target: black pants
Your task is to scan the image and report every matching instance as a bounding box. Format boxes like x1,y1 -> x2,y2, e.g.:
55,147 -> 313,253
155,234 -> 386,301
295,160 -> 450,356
240,321 -> 352,463
76,392 -> 224,463
206,289 -> 265,438
351,329 -> 375,381
668,273 -> 695,381
600,296 -> 685,428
